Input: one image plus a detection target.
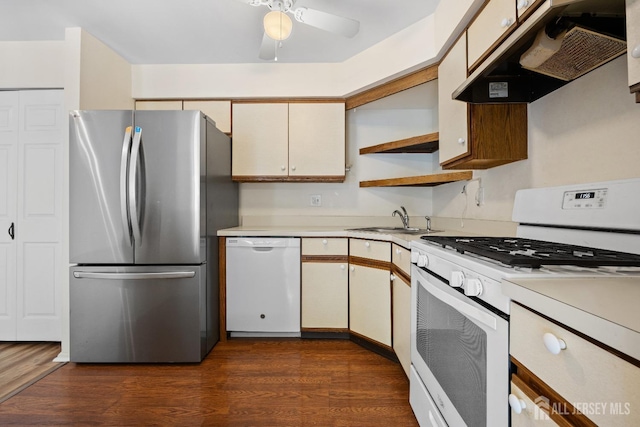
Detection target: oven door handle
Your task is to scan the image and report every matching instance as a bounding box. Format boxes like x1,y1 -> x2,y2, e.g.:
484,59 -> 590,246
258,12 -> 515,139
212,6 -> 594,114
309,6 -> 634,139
424,276 -> 497,330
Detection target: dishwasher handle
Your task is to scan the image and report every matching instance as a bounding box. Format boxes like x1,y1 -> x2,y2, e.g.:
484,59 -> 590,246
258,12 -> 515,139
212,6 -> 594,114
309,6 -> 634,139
73,271 -> 195,280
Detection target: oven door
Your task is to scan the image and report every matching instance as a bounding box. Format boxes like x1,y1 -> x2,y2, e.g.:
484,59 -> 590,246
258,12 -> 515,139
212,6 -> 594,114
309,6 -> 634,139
410,264 -> 509,427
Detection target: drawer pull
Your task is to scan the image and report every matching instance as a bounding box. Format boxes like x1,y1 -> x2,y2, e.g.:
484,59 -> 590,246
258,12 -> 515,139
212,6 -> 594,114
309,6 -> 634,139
508,394 -> 527,414
364,242 -> 370,248
543,332 -> 567,355
322,239 -> 328,245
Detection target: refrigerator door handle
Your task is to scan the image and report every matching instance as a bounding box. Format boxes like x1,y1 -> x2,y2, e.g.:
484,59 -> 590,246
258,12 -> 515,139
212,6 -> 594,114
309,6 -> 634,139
128,126 -> 143,246
73,271 -> 196,280
120,126 -> 133,247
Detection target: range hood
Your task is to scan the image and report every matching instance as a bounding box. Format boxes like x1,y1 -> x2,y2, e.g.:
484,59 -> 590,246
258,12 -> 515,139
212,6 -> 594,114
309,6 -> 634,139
454,0 -> 626,104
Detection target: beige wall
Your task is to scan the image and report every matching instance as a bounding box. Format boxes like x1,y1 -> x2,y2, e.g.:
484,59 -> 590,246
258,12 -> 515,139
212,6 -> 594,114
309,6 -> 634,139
0,41 -> 65,88
432,56 -> 640,225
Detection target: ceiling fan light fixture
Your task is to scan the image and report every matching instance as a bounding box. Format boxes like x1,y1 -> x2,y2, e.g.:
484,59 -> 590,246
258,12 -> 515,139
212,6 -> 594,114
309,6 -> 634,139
264,10 -> 292,41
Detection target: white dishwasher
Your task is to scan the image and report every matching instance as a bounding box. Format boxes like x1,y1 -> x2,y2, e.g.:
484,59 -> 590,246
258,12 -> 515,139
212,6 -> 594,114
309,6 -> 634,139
226,237 -> 301,336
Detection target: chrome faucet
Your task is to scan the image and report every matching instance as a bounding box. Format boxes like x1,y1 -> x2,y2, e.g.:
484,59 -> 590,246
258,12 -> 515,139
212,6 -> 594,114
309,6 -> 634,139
392,206 -> 410,229
425,216 -> 432,232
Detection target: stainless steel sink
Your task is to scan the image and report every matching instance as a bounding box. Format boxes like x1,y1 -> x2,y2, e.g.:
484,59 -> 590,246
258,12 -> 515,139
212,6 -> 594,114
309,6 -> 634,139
348,227 -> 442,235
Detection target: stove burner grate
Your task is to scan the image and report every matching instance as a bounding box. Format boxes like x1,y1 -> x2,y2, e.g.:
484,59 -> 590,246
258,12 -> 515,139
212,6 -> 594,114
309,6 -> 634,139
419,236 -> 640,269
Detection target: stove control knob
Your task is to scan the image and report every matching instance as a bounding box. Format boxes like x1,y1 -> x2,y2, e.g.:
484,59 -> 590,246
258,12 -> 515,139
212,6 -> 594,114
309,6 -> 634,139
464,278 -> 483,296
417,254 -> 428,268
410,250 -> 419,263
450,271 -> 465,288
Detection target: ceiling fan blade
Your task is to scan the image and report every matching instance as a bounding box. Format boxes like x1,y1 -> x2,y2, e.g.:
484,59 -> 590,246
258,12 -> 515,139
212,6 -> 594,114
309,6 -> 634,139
293,7 -> 360,38
259,32 -> 276,60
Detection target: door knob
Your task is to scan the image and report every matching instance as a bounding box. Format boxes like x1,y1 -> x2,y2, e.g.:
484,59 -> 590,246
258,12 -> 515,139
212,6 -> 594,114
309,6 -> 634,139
8,222 -> 14,240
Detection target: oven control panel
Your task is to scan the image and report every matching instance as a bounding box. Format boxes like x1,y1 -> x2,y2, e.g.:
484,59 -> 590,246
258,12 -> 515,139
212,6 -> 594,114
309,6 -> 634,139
562,188 -> 607,209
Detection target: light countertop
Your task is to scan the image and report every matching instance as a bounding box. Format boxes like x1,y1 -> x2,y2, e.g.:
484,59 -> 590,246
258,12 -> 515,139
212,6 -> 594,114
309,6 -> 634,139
502,276 -> 640,362
218,225 -> 420,248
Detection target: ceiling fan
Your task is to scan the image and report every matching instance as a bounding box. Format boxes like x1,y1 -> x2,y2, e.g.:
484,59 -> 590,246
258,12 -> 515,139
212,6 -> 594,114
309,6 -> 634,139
233,0 -> 360,60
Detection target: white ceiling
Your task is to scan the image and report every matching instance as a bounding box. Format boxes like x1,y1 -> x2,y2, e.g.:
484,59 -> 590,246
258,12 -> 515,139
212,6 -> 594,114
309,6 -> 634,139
0,0 -> 441,64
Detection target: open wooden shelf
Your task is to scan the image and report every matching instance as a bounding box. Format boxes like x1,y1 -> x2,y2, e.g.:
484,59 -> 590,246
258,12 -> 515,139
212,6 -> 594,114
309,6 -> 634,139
359,132 -> 439,154
359,171 -> 472,188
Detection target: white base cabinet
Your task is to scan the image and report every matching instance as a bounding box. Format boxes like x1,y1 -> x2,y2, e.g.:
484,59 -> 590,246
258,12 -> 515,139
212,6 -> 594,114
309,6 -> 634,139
301,238 -> 349,330
0,90 -> 64,341
349,238 -> 392,347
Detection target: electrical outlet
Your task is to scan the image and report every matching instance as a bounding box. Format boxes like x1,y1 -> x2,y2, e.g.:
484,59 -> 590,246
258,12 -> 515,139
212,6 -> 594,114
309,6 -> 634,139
310,194 -> 322,207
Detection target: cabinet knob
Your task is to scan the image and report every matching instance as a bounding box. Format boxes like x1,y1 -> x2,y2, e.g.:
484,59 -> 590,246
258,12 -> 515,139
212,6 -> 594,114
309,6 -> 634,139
457,137 -> 466,144
291,165 -> 296,171
390,273 -> 397,281
340,264 -> 345,270
364,241 -> 370,248
349,265 -> 355,272
517,0 -> 529,10
501,18 -> 513,28
322,239 -> 328,245
508,394 -> 527,414
395,248 -> 402,255
543,332 -> 567,355
280,165 -> 286,171
633,44 -> 640,59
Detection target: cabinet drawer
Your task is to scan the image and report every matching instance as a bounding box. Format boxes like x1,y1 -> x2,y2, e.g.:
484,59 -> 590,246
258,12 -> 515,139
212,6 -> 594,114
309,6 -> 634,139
349,239 -> 390,262
510,377 -> 561,427
302,238 -> 348,256
511,303 -> 640,427
392,244 -> 411,276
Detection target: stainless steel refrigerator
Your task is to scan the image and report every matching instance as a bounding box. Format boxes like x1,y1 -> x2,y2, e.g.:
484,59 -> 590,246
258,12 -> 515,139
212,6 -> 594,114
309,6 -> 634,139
69,110 -> 238,363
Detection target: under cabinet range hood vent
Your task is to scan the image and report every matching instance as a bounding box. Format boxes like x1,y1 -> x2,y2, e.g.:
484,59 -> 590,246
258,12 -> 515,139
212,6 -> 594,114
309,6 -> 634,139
454,0 -> 626,104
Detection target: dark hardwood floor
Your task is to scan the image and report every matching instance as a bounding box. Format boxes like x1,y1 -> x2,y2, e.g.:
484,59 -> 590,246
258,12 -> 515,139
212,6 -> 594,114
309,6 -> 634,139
0,339 -> 419,426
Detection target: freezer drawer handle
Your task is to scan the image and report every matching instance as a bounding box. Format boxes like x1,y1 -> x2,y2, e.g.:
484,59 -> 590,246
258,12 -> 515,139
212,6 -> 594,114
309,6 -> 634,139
8,222 -> 14,240
73,271 -> 196,280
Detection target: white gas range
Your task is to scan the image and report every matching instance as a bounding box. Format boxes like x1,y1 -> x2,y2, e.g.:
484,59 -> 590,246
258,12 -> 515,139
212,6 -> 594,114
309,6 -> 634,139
409,178 -> 640,427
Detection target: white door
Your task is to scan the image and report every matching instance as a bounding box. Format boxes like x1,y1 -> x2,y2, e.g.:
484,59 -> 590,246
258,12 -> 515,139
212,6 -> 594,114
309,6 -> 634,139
0,92 -> 19,339
16,90 -> 64,341
0,90 -> 64,341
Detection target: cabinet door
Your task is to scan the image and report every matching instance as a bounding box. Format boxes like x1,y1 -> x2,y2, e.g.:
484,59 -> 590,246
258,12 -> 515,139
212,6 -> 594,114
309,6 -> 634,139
0,92 -> 19,340
438,35 -> 470,165
467,0 -> 517,70
288,103 -> 345,177
183,100 -> 231,133
627,0 -> 640,90
301,262 -> 348,329
349,264 -> 391,346
16,90 -> 64,341
232,103 -> 289,177
135,100 -> 182,110
392,275 -> 411,377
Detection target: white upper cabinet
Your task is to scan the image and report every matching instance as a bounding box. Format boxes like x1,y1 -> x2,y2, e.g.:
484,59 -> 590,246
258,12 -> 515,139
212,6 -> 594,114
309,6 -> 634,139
438,35 -> 470,165
232,102 -> 345,182
288,103 -> 345,178
627,0 -> 640,96
467,0 -> 517,70
183,100 -> 231,133
232,103 -> 289,178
